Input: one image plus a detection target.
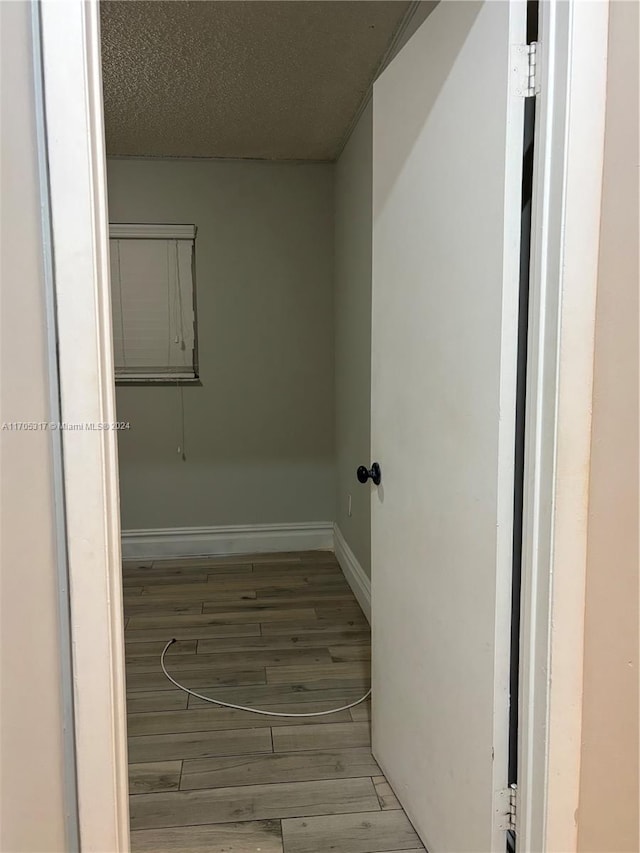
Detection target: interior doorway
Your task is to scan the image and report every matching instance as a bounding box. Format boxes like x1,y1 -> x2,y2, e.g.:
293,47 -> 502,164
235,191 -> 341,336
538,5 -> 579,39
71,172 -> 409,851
36,0 -> 611,851
105,1 -> 542,847
102,2 -> 436,851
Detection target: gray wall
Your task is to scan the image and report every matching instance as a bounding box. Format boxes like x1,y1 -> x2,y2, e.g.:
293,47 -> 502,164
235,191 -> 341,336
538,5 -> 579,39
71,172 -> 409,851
107,158 -> 336,530
107,8 -> 437,553
333,102 -> 373,575
0,2 -> 67,849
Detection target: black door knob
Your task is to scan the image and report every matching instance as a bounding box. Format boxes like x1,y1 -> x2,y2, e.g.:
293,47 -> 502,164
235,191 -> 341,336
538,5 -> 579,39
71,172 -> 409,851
356,462 -> 382,486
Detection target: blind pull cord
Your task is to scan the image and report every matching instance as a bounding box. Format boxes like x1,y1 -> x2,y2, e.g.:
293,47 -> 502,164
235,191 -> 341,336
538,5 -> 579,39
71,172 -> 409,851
173,240 -> 187,460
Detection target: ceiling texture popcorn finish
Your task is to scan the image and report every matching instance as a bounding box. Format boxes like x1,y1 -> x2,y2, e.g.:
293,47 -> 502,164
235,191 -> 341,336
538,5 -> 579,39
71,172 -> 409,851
100,0 -> 412,161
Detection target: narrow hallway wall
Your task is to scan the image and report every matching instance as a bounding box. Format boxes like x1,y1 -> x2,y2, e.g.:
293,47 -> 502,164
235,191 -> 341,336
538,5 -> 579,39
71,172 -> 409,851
0,2 -> 68,848
578,1 -> 639,848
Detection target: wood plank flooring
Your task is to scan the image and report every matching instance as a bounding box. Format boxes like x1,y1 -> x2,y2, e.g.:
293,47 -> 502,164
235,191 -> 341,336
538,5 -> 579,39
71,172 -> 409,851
124,551 -> 425,853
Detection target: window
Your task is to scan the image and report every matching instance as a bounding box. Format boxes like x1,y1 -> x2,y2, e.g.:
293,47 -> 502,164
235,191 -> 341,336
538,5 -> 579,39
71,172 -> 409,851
108,223 -> 198,382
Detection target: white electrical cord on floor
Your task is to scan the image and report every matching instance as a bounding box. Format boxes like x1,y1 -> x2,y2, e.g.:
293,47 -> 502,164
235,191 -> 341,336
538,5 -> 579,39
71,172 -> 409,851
160,638 -> 372,718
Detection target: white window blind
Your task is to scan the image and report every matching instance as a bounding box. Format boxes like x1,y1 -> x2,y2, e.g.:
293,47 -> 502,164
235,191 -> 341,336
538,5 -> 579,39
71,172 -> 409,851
109,224 -> 197,381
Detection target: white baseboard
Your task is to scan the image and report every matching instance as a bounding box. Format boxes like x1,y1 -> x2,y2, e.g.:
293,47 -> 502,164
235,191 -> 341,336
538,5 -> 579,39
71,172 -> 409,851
121,521 -> 371,624
121,522 -> 334,561
333,524 -> 371,624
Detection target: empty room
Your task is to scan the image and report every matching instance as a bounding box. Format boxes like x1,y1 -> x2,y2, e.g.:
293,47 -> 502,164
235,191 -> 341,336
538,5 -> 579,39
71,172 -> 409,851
105,2 -> 431,850
5,0 -> 640,853
8,0 -> 634,851
104,0 -> 541,850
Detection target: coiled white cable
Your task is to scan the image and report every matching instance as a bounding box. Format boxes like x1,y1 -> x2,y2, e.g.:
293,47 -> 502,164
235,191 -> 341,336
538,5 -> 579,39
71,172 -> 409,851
160,638 -> 372,718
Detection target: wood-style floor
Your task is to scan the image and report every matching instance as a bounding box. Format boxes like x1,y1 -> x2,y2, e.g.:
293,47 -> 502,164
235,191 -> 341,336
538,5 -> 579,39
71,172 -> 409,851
123,550 -> 426,853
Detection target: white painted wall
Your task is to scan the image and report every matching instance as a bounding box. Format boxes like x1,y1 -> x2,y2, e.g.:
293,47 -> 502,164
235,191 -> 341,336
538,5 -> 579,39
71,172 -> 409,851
106,158 -> 336,531
333,102 -> 373,576
578,2 -> 639,848
0,3 -> 67,848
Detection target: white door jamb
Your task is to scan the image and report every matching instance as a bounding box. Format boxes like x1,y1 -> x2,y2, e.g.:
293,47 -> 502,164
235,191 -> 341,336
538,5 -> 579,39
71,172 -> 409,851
38,1 -> 130,850
517,2 -> 609,850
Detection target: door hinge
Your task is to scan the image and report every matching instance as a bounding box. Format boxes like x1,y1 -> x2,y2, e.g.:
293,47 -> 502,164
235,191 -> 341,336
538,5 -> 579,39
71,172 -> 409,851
508,783 -> 518,832
512,42 -> 540,98
496,783 -> 518,832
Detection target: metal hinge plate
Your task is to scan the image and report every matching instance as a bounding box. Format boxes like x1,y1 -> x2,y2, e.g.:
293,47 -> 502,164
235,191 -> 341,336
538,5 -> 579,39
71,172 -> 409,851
511,42 -> 540,98
496,783 -> 518,832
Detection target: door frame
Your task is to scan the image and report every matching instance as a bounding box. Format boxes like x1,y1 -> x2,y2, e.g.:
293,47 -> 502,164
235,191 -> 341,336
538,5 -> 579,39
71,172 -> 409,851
35,0 -> 608,850
517,1 -> 609,850
35,1 -> 129,850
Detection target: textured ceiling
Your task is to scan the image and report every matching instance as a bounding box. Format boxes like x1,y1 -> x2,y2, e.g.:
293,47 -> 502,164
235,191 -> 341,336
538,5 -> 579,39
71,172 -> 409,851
100,1 -> 412,161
